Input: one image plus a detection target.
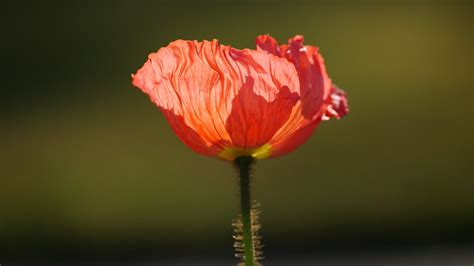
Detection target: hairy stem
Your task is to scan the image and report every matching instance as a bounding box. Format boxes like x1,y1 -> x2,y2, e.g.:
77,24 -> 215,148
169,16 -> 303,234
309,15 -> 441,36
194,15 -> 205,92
235,156 -> 255,266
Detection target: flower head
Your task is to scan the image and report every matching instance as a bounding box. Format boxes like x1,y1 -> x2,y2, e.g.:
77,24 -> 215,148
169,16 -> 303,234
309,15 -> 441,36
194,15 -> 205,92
132,35 -> 348,160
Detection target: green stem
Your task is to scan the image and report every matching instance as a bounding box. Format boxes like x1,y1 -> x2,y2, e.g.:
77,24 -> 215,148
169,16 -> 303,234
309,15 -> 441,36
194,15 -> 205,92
235,156 -> 255,266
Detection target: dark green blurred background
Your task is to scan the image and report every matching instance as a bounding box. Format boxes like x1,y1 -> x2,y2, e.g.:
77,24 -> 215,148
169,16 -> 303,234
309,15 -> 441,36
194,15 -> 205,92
1,0 -> 473,264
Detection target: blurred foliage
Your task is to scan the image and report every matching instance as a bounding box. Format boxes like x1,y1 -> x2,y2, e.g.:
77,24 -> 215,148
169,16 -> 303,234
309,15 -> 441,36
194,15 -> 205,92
1,0 -> 473,257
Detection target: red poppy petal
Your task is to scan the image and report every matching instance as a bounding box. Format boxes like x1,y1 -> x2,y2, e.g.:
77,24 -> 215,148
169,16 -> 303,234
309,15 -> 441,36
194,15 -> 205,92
270,118 -> 320,158
160,109 -> 222,156
132,40 -> 230,152
132,39 -> 301,157
225,80 -> 299,149
322,85 -> 349,120
223,46 -> 302,148
284,35 -> 332,120
256,34 -> 280,56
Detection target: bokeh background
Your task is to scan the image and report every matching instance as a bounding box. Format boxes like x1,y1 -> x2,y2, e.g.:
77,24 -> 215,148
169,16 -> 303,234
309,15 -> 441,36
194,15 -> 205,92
1,0 -> 473,265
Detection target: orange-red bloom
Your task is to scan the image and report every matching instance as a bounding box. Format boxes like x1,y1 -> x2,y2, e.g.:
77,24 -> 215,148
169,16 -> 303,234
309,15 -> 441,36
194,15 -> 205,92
132,35 -> 348,160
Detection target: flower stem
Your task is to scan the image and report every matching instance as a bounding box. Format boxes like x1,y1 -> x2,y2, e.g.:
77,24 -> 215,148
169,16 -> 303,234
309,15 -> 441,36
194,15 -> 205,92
234,156 -> 256,266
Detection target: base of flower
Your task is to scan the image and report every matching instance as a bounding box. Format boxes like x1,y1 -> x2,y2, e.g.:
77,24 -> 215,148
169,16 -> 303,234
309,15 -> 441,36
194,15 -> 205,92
219,144 -> 271,161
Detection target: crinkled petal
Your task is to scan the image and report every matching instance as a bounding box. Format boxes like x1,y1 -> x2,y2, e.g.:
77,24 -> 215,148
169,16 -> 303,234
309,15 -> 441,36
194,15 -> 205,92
285,35 -> 333,119
322,85 -> 349,120
132,39 -> 301,157
270,117 -> 320,158
225,79 -> 299,149
256,34 -> 349,157
257,34 -> 334,119
256,34 -> 280,56
160,109 -> 222,156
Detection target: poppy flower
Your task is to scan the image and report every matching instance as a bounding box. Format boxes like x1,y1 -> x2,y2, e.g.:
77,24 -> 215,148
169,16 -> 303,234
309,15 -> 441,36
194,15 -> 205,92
132,35 -> 348,161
